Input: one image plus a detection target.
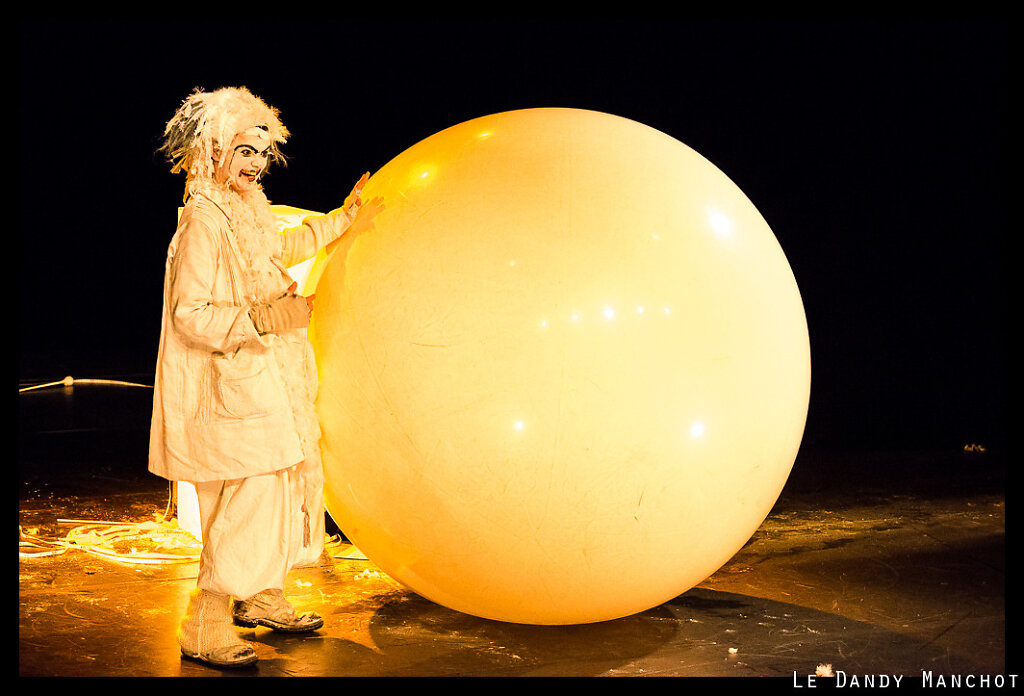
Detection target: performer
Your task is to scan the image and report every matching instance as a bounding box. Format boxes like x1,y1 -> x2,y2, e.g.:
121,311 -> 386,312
149,86 -> 382,667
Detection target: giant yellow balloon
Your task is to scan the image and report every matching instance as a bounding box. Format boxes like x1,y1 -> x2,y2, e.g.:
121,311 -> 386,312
310,108 -> 810,625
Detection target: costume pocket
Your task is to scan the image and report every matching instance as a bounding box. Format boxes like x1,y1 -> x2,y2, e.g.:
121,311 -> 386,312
211,349 -> 282,419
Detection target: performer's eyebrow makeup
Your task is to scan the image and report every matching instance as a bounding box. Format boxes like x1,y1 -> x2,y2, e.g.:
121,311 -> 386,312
234,144 -> 271,156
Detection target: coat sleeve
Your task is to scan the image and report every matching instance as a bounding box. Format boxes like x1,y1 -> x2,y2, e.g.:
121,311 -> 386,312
280,207 -> 354,267
168,216 -> 261,354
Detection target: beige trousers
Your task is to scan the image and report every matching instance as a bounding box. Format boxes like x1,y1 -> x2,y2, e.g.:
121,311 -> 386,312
193,466 -> 300,600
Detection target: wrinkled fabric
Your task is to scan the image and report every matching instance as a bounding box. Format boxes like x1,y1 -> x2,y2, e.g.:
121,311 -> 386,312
249,293 -> 310,334
149,184 -> 345,483
194,468 -> 298,599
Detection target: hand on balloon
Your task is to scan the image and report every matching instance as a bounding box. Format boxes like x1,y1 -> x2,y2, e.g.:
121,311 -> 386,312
326,173 -> 385,253
349,194 -> 384,233
342,172 -> 370,214
343,172 -> 385,227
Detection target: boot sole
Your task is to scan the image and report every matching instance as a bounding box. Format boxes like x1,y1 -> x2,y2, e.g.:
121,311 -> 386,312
181,647 -> 258,668
233,616 -> 324,633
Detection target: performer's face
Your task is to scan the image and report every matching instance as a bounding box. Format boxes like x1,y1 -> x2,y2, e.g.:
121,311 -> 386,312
216,131 -> 271,193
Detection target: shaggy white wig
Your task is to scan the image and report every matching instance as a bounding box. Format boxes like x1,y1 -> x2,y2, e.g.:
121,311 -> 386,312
160,86 -> 289,197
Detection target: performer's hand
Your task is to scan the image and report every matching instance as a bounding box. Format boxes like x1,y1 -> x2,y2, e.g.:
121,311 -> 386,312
351,195 -> 384,231
250,287 -> 313,334
326,192 -> 385,253
285,282 -> 315,314
343,172 -> 371,216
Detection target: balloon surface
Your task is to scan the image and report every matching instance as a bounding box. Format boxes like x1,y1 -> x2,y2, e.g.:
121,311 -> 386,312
309,108 -> 810,625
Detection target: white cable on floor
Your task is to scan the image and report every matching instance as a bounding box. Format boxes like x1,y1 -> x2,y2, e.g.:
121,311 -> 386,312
19,375 -> 154,392
19,520 -> 202,564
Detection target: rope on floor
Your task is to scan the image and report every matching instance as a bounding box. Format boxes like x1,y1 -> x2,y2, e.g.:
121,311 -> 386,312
20,522 -> 355,565
19,520 -> 202,564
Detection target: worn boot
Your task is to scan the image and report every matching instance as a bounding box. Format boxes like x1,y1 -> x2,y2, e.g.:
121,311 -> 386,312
178,589 -> 258,667
232,588 -> 324,633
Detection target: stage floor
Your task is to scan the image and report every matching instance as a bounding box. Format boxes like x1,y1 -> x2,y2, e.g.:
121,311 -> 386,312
18,382 -> 1007,678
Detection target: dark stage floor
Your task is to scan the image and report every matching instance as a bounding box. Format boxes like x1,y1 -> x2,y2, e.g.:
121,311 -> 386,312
18,381 -> 1008,679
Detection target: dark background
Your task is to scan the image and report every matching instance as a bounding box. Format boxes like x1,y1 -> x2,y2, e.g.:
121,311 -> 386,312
18,19 -> 1006,454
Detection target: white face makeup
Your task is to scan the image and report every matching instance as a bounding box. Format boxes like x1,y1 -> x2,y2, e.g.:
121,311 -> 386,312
215,129 -> 272,193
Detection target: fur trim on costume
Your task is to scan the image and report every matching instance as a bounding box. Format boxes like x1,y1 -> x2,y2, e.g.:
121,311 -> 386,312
207,183 -> 287,307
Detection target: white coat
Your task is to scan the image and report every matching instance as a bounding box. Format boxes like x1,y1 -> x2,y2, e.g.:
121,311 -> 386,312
148,188 -> 344,483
